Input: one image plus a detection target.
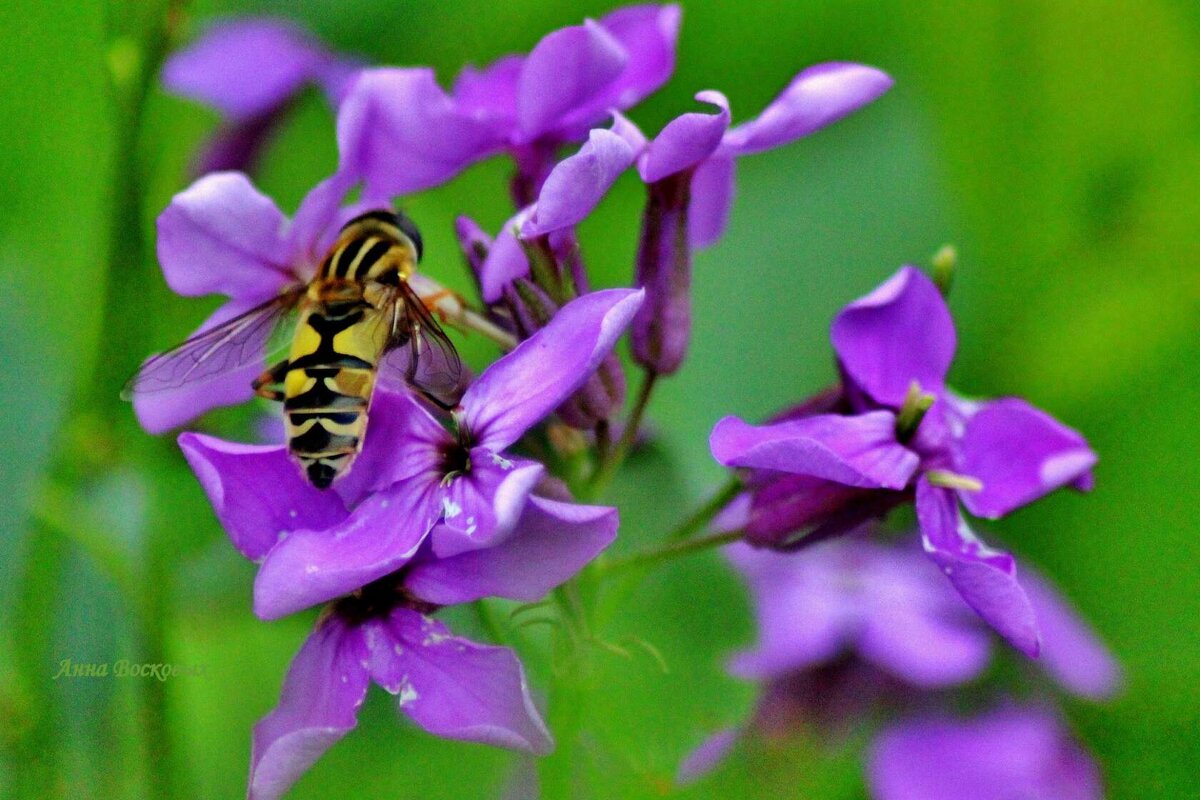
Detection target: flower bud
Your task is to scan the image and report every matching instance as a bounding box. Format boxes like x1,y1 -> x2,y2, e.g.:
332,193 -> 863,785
631,170 -> 692,375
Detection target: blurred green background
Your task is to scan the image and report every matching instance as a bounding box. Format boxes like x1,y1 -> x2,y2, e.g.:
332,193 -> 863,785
2,0 -> 1198,797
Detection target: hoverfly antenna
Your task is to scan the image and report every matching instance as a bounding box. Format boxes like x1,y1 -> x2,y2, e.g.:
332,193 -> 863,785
393,210 -> 424,263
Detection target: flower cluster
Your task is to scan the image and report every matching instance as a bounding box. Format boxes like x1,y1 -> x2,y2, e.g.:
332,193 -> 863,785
135,4 -> 1116,798
710,265 -> 1097,655
678,534 -> 1118,798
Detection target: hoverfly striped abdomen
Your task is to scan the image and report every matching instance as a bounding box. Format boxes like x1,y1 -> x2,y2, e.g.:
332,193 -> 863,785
126,207 -> 461,490
282,214 -> 418,488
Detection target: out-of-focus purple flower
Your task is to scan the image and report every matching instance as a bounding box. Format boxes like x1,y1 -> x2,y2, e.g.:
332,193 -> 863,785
179,289 -> 643,619
163,18 -> 363,174
867,707 -> 1104,800
245,493 -> 620,800
136,171 -> 359,433
727,539 -> 992,688
678,536 -> 1118,785
339,5 -> 681,202
710,266 -> 1098,655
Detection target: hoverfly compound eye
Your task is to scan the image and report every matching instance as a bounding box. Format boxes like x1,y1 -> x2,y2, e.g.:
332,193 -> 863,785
393,211 -> 424,263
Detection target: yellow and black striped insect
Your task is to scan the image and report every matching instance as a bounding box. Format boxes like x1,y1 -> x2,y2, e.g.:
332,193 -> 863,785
125,210 -> 462,489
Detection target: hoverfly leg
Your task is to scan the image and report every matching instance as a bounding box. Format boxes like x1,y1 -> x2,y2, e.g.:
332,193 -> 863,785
420,288 -> 464,324
416,388 -> 457,412
253,359 -> 291,403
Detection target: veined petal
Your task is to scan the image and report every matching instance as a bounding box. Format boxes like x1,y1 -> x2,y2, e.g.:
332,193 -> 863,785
639,91 -> 730,183
248,615 -> 370,800
430,459 -> 545,558
831,266 -> 956,407
1023,571 -> 1121,699
407,496 -> 617,604
722,62 -> 893,155
521,128 -> 636,237
957,398 -> 1097,519
156,172 -> 292,298
384,609 -> 553,754
163,18 -> 325,120
133,298 -> 269,433
687,153 -> 735,249
916,478 -> 1040,656
744,474 -> 880,545
710,412 -> 919,489
177,432 -> 347,562
337,68 -> 504,197
463,288 -> 644,451
253,481 -> 435,620
596,4 -> 682,111
868,708 -> 1103,800
516,20 -> 628,140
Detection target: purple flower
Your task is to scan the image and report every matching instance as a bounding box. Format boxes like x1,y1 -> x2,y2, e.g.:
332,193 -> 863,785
678,536 -> 1118,784
163,18 -> 362,174
338,5 -> 680,202
710,266 -> 1097,655
868,707 -> 1104,800
136,171 -> 359,433
180,289 -> 643,619
245,491 -> 620,800
513,65 -> 891,374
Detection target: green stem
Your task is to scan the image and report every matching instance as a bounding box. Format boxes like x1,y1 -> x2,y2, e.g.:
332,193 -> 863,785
600,529 -> 745,576
587,370 -> 657,500
666,475 -> 744,541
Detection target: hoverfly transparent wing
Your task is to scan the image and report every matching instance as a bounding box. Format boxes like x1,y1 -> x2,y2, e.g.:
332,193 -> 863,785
121,288 -> 305,400
376,280 -> 465,409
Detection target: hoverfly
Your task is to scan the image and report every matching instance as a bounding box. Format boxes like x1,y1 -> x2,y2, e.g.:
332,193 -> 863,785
125,210 -> 462,489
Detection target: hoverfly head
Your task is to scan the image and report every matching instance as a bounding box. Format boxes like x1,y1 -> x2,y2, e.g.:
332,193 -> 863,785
341,209 -> 424,264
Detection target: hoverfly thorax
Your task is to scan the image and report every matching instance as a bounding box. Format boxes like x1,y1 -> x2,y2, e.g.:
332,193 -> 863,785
127,206 -> 462,490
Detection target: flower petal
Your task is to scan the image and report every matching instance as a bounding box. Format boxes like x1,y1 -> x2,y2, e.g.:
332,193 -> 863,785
331,386 -> 445,506
859,600 -> 992,688
710,412 -> 918,489
687,153 -> 736,248
284,172 -> 360,270
516,20 -> 628,140
407,496 -> 617,604
163,18 -> 325,120
957,398 -> 1097,519
597,4 -> 682,111
253,480 -> 435,619
177,432 -> 347,562
868,708 -> 1103,800
384,609 -> 553,754
1023,570 -> 1122,699
677,728 -> 740,785
916,478 -> 1040,656
133,298 -> 269,433
463,288 -> 645,450
521,128 -> 636,237
722,62 -> 892,155
831,266 -> 956,407
156,172 -> 292,299
248,615 -> 369,800
337,68 -> 504,197
453,55 -> 523,125
744,474 -> 882,545
638,91 -> 730,183
431,459 -> 545,558
726,541 -> 856,680
478,208 -> 534,303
